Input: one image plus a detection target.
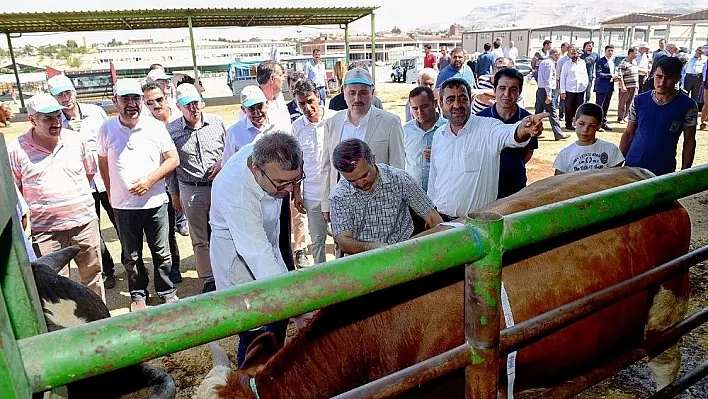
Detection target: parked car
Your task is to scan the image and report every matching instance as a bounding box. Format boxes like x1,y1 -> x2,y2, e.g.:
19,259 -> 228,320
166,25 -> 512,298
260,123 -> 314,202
515,56 -> 532,76
390,56 -> 422,84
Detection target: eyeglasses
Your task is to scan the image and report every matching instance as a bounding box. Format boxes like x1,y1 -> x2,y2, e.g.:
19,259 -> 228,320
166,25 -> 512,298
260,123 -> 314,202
260,163 -> 306,191
119,95 -> 142,104
183,101 -> 205,110
145,97 -> 165,106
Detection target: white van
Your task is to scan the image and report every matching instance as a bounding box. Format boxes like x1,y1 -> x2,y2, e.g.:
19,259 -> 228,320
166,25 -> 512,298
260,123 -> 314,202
390,56 -> 423,85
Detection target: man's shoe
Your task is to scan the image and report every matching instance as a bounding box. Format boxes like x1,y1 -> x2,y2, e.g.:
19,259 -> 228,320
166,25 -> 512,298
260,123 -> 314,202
176,223 -> 189,237
601,124 -> 613,131
169,268 -> 183,283
565,126 -> 575,131
103,274 -> 116,289
130,300 -> 147,312
555,134 -> 571,141
201,280 -> 216,294
294,250 -> 311,268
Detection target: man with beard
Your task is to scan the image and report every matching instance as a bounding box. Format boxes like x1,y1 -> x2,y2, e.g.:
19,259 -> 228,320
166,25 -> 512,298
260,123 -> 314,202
620,56 -> 697,176
476,68 -> 538,198
427,78 -> 547,220
143,82 -> 181,124
435,47 -> 476,89
8,93 -> 105,300
209,132 -> 303,366
166,83 -> 226,293
328,139 -> 442,255
47,74 -> 118,289
97,79 -> 180,311
560,46 -> 589,130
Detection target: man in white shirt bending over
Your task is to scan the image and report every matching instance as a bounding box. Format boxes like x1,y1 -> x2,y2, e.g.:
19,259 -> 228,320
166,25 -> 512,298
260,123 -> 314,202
209,132 -> 304,367
427,77 -> 547,220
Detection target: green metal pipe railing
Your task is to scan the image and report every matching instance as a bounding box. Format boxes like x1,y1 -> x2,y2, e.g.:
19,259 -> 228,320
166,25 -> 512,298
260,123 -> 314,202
503,166 -> 708,252
18,225 -> 488,392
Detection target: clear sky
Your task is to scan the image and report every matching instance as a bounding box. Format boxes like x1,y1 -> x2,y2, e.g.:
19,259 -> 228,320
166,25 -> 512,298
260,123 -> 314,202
1,1 -> 488,48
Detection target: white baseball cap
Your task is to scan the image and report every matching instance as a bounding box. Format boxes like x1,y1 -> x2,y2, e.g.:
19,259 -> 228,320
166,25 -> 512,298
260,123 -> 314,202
47,75 -> 75,96
241,85 -> 267,108
175,83 -> 202,106
113,78 -> 143,96
146,69 -> 172,83
26,93 -> 67,115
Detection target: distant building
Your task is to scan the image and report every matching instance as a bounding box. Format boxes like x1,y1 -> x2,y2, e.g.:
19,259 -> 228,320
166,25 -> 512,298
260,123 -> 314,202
600,11 -> 708,52
449,24 -> 465,37
463,25 -> 600,57
301,35 -> 462,63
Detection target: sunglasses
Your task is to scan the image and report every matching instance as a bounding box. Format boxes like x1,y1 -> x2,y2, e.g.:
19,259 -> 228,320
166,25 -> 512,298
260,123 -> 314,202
119,95 -> 142,103
260,162 -> 306,191
145,97 -> 165,106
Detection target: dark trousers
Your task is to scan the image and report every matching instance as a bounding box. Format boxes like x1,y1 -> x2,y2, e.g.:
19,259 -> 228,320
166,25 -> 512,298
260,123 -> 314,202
585,78 -> 594,102
93,191 -> 118,276
685,74 -> 703,103
595,90 -> 613,125
167,195 -> 181,277
535,87 -> 563,139
564,92 -> 585,128
114,203 -> 176,301
237,320 -> 288,368
279,194 -> 295,272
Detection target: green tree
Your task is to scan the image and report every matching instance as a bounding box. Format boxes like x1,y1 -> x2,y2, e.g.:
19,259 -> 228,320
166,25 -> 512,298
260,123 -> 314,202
22,44 -> 36,56
66,39 -> 78,48
67,56 -> 82,69
391,26 -> 402,35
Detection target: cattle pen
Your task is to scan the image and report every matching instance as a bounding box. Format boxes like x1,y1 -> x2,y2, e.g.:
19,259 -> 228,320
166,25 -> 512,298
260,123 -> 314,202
1,134 -> 708,398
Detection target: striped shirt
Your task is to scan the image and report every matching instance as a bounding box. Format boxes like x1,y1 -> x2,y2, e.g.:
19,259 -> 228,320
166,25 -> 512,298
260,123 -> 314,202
166,113 -> 226,195
8,129 -> 97,232
619,59 -> 640,89
472,75 -> 495,114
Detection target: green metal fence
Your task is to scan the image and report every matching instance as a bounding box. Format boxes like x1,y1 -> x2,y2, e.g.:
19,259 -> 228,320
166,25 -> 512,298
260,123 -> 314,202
2,128 -> 708,398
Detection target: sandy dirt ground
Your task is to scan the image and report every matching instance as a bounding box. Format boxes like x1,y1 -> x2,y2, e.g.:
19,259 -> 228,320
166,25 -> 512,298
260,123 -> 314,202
2,81 -> 707,398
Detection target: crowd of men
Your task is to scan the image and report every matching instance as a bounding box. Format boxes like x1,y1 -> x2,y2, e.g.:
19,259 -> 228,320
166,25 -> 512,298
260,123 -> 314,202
7,41 -> 703,360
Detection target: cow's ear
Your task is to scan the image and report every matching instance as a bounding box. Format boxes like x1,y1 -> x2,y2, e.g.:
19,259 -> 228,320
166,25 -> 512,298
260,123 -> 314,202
240,332 -> 281,374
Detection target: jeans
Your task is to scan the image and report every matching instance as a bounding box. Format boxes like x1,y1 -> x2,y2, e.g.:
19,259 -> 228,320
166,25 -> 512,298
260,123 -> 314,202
167,195 -> 181,278
595,90 -> 614,125
93,190 -> 119,275
237,320 -> 288,368
114,203 -> 176,301
317,87 -> 327,105
535,87 -> 563,139
585,78 -> 594,102
304,199 -> 327,264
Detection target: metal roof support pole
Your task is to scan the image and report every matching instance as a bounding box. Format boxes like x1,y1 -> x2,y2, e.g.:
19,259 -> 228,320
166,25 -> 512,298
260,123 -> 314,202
665,23 -> 671,43
645,26 -> 651,42
187,16 -> 199,82
623,27 -> 629,50
689,24 -> 697,51
370,11 -> 376,84
630,27 -> 636,46
344,23 -> 350,64
6,33 -> 25,111
598,27 -> 604,49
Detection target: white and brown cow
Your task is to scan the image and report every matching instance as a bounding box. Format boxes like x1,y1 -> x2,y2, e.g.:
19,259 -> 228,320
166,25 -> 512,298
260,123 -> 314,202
197,167 -> 690,398
31,246 -> 176,399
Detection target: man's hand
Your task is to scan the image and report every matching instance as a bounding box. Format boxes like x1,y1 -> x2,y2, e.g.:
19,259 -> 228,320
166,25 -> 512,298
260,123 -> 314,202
422,147 -> 431,162
171,194 -> 183,212
560,93 -> 567,100
292,193 -> 306,214
323,212 -> 331,223
522,112 -> 550,138
545,96 -> 552,105
129,176 -> 155,196
207,161 -> 221,180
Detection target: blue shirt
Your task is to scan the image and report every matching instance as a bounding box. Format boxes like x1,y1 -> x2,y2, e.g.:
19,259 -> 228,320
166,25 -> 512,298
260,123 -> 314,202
435,63 -> 476,89
403,115 -> 447,191
580,52 -> 599,79
475,52 -> 496,77
625,91 -> 698,175
476,105 -> 538,198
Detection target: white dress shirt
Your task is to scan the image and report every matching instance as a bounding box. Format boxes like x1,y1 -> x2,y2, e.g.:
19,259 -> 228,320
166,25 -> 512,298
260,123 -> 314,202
403,116 -> 447,189
537,58 -> 557,95
237,92 -> 292,132
304,60 -> 327,87
504,46 -> 519,61
560,59 -> 589,94
341,107 -> 372,142
61,103 -> 109,193
635,53 -> 650,75
427,115 -> 528,217
556,55 -> 570,80
210,144 -> 287,289
292,115 -> 325,201
223,118 -> 273,166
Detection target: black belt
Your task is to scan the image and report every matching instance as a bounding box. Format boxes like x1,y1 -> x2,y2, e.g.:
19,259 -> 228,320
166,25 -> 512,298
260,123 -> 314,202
316,86 -> 326,89
686,73 -> 702,76
178,180 -> 212,187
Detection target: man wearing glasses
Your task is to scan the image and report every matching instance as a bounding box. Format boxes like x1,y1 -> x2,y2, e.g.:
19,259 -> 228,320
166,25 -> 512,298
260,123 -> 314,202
143,82 -> 181,124
166,83 -> 226,294
97,78 -> 180,312
328,139 -> 442,256
209,132 -> 304,367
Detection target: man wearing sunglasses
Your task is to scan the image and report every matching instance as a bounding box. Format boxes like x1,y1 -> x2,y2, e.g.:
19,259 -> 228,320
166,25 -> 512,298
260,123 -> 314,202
143,83 -> 181,124
328,139 -> 442,256
47,74 -> 119,290
209,132 -> 303,367
166,83 -> 226,294
97,78 -> 180,312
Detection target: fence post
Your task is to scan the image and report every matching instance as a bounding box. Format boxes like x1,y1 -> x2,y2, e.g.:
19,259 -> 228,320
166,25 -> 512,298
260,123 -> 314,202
465,212 -> 504,398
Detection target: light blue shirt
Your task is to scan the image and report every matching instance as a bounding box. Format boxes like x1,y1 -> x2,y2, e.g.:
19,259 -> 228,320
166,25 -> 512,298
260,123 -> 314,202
435,64 -> 476,89
403,115 -> 447,191
537,58 -> 557,96
685,55 -> 706,74
222,117 -> 273,166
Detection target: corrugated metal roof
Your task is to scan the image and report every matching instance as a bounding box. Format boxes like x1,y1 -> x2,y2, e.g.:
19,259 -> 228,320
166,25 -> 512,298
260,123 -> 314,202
601,12 -> 679,26
463,25 -> 596,34
0,7 -> 378,33
671,8 -> 708,22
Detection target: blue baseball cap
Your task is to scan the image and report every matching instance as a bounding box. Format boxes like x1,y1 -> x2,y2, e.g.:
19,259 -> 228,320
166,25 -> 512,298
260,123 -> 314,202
343,67 -> 373,86
176,83 -> 202,106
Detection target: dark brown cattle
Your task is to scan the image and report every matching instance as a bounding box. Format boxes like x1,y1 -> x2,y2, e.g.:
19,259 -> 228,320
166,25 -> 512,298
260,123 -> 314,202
198,167 -> 690,398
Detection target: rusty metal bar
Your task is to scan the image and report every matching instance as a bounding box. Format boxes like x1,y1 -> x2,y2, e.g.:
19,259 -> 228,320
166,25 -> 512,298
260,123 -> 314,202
18,224 -> 489,392
332,344 -> 469,399
650,359 -> 708,399
500,245 -> 708,356
535,307 -> 708,399
465,213 -> 504,398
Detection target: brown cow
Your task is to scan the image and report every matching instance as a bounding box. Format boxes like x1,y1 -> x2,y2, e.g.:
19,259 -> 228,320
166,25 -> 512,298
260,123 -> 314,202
198,167 -> 690,398
0,102 -> 14,127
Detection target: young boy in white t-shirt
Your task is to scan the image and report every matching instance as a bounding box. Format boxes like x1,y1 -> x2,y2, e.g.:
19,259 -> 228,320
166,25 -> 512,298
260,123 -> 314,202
553,102 -> 624,175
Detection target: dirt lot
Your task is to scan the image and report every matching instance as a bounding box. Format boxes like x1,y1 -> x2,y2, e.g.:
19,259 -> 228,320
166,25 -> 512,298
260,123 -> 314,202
2,82 -> 707,398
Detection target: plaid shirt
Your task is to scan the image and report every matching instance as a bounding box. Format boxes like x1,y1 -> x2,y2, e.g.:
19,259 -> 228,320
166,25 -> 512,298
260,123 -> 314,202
329,164 -> 435,245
